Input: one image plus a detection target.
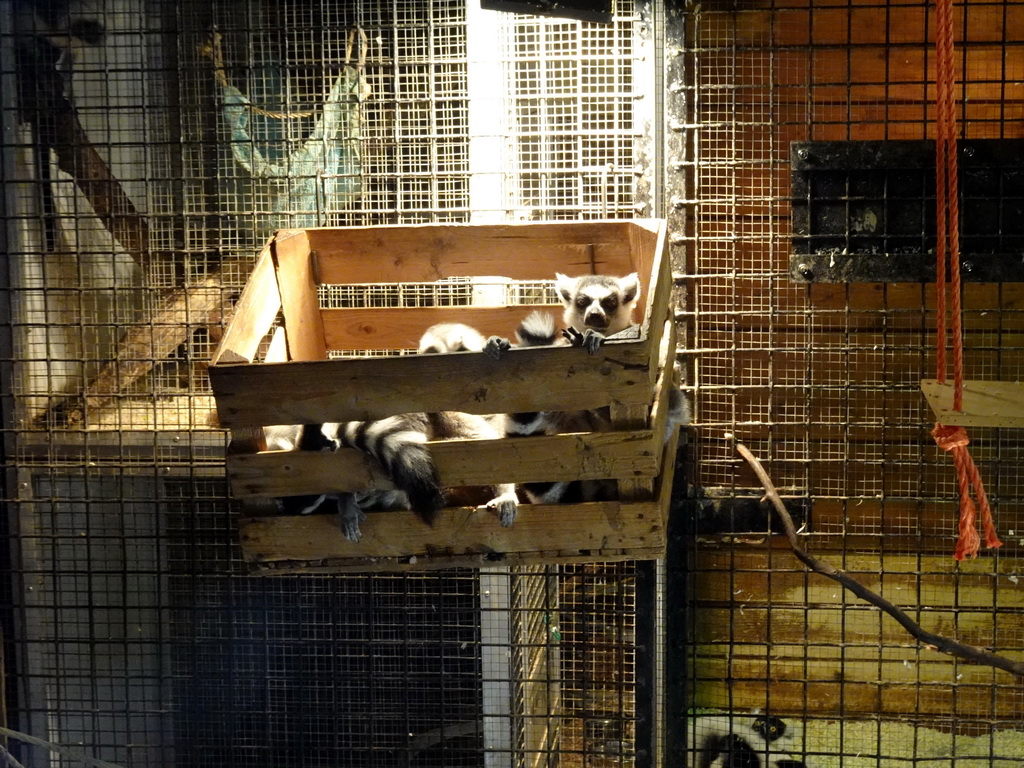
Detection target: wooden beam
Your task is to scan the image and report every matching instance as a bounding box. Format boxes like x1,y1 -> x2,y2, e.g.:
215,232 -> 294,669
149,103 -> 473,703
238,500 -> 666,572
271,231 -> 327,361
227,428 -> 662,498
48,277 -> 228,426
211,244 -> 280,365
210,339 -> 654,426
307,221 -> 641,284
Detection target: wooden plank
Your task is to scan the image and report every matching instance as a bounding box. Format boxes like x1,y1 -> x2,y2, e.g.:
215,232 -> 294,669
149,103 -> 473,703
636,223 -> 671,381
612,319 -> 678,501
691,660 -> 1020,719
247,547 -> 666,574
226,429 -> 662,498
209,339 -> 654,427
314,223 -> 668,355
271,230 -> 327,361
654,426 -> 681,525
237,500 -> 666,572
692,550 -> 1024,608
211,241 -> 281,365
321,304 -> 561,351
921,379 -> 1024,428
213,330 -> 292,430
306,221 -> 642,284
696,606 -> 1024,651
608,405 -> 655,502
647,321 -> 677,452
64,278 -> 227,425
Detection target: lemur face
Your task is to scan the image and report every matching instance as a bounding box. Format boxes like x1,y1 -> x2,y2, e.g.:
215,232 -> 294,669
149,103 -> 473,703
555,272 -> 641,335
752,715 -> 788,743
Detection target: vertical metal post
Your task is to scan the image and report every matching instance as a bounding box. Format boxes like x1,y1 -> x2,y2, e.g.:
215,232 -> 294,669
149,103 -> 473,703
661,0 -> 692,764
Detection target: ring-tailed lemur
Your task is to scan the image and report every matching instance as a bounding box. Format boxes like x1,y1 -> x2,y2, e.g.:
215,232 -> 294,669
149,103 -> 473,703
413,321 -> 520,525
416,321 -> 486,354
552,270 -> 690,437
492,310 -> 616,505
686,714 -> 808,768
556,271 -> 642,353
266,322 -> 519,541
484,271 -> 643,360
484,272 -> 689,503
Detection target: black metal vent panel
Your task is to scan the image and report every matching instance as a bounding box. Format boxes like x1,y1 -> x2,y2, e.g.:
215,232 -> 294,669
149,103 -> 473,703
480,0 -> 613,22
790,140 -> 1024,282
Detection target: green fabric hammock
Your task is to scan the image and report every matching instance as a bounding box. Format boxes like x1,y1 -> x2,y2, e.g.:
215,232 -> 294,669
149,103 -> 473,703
220,65 -> 364,233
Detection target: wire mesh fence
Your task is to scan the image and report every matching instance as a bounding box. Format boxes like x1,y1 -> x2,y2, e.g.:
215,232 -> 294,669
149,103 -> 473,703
1,1 -> 647,767
674,0 -> 1024,764
4,0 -> 1024,766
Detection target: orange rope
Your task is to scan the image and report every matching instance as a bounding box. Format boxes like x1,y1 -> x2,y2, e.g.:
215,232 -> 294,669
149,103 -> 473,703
933,0 -> 950,387
935,0 -> 964,410
931,0 -> 1001,559
931,425 -> 1002,559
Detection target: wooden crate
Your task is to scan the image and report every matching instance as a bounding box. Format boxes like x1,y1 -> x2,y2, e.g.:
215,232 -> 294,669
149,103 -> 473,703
209,219 -> 678,572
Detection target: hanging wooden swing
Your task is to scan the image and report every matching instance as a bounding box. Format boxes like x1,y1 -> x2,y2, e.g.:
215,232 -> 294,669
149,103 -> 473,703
918,0 -> 1003,559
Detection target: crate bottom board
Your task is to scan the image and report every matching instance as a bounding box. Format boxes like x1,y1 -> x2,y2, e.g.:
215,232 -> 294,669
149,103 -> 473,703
238,425 -> 680,573
239,500 -> 664,573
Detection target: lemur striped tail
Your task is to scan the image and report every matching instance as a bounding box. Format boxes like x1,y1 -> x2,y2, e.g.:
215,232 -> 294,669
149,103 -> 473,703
517,310 -> 559,346
302,415 -> 445,525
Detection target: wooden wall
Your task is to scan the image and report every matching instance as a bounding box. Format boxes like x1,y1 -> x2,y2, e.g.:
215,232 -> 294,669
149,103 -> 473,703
682,0 -> 1024,722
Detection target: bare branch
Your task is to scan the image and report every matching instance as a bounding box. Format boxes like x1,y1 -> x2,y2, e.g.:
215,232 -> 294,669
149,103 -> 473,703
732,437 -> 1024,679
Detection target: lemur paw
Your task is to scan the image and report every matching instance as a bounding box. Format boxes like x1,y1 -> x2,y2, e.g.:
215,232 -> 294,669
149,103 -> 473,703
338,494 -> 366,542
484,335 -> 512,360
299,424 -> 339,452
486,493 -> 519,527
563,327 -> 606,355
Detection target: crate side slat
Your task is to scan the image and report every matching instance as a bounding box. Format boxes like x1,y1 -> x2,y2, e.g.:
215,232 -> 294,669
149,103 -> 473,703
238,500 -> 666,569
648,319 -> 679,462
612,319 -> 679,500
656,426 -> 682,523
630,219 -> 666,334
209,340 -> 653,426
265,324 -> 289,363
226,429 -> 662,498
215,326 -> 290,431
637,224 -> 672,382
271,230 -> 328,361
210,241 -> 281,365
308,221 -> 640,284
321,304 -> 561,351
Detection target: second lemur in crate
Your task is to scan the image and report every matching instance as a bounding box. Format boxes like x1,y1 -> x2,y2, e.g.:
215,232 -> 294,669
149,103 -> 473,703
486,271 -> 643,360
556,270 -> 643,352
484,271 -> 644,504
498,310 -> 617,504
268,322 -> 519,540
552,271 -> 690,438
485,271 -> 689,504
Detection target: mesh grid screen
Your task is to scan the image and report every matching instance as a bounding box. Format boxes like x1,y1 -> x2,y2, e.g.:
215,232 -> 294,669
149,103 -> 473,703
0,1 -> 645,767
7,0 -> 1024,766
675,0 -> 1024,765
